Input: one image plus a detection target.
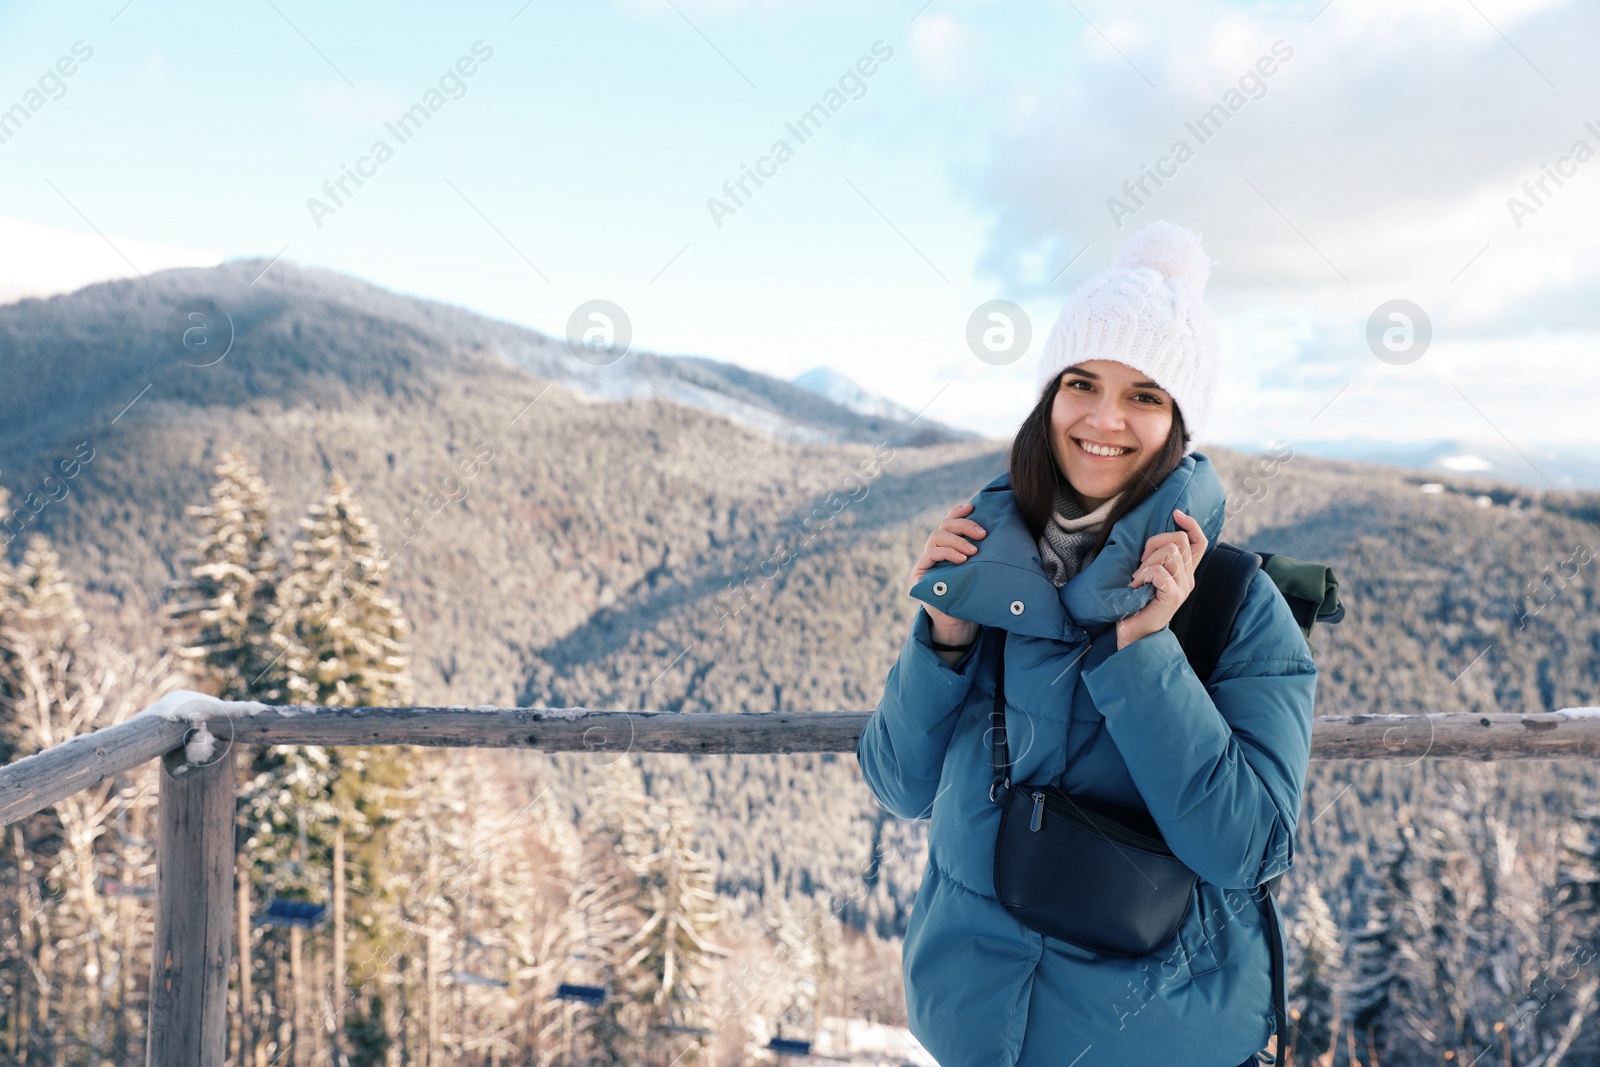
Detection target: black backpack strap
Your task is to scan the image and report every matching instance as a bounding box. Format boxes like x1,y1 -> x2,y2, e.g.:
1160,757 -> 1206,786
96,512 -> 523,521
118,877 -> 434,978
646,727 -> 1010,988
1171,544 -> 1290,1062
989,634 -> 1010,804
1169,540 -> 1260,687
1244,876 -> 1289,1065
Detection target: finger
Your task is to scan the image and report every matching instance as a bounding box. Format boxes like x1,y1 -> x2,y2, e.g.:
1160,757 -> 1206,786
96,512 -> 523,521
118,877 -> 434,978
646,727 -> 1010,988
1144,542 -> 1182,573
942,517 -> 986,538
1141,532 -> 1184,565
933,530 -> 978,555
1162,532 -> 1195,569
1147,564 -> 1177,596
1169,511 -> 1196,546
1154,556 -> 1182,580
934,529 -> 976,550
1173,509 -> 1206,548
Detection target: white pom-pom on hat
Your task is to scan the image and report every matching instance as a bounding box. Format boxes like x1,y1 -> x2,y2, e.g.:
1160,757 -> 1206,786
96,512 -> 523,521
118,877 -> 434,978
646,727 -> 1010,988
1110,219 -> 1216,294
1033,219 -> 1221,454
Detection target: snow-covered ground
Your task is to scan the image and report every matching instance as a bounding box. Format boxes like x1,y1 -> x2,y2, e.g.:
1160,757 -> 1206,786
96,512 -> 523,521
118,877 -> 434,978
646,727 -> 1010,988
810,1014 -> 939,1065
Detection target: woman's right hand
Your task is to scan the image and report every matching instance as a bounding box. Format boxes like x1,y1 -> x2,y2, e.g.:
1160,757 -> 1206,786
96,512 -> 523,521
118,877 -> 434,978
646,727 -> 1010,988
909,502 -> 985,644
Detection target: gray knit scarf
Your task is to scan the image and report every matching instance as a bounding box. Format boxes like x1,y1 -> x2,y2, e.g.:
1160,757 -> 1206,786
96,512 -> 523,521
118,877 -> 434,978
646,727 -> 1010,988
1037,480 -> 1124,588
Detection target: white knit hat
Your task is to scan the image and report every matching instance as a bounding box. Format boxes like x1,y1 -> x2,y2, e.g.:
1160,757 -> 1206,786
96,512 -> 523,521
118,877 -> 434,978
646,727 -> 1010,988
1032,220 -> 1220,455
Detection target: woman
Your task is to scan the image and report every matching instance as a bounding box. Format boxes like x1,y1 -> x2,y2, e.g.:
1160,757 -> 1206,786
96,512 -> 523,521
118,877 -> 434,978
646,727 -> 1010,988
856,221 -> 1317,1067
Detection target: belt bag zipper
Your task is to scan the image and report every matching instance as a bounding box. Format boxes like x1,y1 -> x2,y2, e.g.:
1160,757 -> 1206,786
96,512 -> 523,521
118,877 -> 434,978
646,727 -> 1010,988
1026,786 -> 1176,856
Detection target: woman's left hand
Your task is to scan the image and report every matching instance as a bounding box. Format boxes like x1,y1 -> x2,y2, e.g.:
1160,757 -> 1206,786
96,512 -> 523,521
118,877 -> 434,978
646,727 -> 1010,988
1115,508 -> 1208,650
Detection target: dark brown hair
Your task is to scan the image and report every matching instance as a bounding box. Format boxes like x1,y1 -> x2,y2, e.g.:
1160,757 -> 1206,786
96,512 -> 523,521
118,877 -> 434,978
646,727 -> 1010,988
1008,368 -> 1189,559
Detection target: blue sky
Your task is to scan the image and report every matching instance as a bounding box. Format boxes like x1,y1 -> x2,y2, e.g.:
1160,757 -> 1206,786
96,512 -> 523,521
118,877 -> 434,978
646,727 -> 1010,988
2,0 -> 1597,469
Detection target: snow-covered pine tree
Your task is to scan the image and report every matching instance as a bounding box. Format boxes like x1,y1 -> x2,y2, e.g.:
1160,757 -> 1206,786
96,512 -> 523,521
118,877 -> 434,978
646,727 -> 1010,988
0,532 -> 91,759
585,759 -> 657,1066
1479,807 -> 1561,1066
1344,825 -> 1411,1066
271,467 -> 419,939
755,892 -> 844,1047
803,896 -> 844,1038
0,533 -> 90,1037
524,781 -> 638,1063
1552,804 -> 1600,946
1535,804 -> 1600,1066
761,896 -> 819,1045
242,470 -> 420,1066
0,528 -> 187,1060
267,469 -> 410,708
248,467 -> 417,885
1287,879 -> 1341,1066
592,759 -> 730,1065
161,445 -> 283,701
1398,804 -> 1489,1061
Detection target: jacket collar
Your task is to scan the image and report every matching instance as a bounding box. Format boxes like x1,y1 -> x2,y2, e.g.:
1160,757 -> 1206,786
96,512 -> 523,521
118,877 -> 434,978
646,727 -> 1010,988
909,451 -> 1228,638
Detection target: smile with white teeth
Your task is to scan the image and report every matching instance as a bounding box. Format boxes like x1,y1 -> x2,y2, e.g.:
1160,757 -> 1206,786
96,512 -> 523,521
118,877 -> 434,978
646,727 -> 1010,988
1073,437 -> 1133,458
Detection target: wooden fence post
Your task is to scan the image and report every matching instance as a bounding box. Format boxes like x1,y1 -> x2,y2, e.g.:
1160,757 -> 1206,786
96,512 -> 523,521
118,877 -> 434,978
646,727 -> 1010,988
146,739 -> 236,1065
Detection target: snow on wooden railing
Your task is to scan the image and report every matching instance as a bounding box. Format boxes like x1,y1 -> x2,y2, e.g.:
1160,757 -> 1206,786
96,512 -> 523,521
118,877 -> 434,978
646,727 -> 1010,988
0,692 -> 1598,1066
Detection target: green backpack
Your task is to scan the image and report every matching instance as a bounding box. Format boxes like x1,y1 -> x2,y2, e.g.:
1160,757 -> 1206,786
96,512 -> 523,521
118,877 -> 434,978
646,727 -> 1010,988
1170,540 -> 1344,685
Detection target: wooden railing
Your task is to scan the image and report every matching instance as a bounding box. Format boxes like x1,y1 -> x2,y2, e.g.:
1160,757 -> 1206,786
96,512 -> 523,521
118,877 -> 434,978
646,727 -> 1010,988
2,695 -> 1600,1064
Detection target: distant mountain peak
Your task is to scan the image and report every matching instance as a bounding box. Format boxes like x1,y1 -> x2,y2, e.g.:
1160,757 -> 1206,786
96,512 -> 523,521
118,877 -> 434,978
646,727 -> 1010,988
790,366 -> 918,423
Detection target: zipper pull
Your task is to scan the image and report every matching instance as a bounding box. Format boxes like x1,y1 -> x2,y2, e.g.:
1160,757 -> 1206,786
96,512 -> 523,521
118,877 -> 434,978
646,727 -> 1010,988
1030,791 -> 1045,832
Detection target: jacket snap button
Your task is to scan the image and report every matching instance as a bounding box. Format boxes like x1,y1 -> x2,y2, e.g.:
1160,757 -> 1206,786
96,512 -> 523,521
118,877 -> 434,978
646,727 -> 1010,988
932,581 -> 948,596
1010,600 -> 1024,615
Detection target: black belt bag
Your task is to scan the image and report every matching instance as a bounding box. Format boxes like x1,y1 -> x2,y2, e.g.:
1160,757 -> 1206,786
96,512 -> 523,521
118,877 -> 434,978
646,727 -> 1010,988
988,636 -> 1198,956
993,783 -> 1198,956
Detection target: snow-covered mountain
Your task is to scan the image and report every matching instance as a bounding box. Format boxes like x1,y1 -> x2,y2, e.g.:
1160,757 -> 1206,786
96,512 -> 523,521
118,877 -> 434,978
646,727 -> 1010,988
0,257 -> 978,454
790,366 -> 920,423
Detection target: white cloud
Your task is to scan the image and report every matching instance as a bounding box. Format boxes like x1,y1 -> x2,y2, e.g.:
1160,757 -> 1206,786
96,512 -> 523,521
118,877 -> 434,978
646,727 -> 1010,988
969,0 -> 1593,293
909,12 -> 989,93
949,0 -> 1597,451
298,82 -> 408,125
125,46 -> 176,88
0,216 -> 219,305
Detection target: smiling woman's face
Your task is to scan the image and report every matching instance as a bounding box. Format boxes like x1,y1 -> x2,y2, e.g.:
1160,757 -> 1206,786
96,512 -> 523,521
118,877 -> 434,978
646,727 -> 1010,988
1047,359 -> 1175,510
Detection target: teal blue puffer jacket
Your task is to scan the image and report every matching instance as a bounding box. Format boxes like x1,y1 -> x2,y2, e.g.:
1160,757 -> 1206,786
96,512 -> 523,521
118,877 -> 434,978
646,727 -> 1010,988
857,451 -> 1317,1067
